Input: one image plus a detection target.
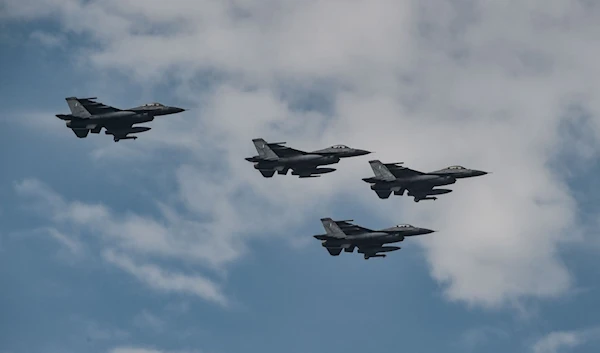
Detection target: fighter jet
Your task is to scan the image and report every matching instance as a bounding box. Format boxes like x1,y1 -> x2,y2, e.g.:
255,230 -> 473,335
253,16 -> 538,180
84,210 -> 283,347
313,218 -> 435,260
55,97 -> 185,142
245,138 -> 371,178
362,160 -> 488,202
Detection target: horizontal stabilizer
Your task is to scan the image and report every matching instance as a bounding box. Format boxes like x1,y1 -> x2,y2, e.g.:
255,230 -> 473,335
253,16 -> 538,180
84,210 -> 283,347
55,114 -> 83,120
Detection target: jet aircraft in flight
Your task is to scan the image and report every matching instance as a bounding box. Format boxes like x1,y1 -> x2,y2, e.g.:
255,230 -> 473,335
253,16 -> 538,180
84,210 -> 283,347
55,97 -> 185,142
313,218 -> 435,259
245,138 -> 371,178
362,160 -> 488,202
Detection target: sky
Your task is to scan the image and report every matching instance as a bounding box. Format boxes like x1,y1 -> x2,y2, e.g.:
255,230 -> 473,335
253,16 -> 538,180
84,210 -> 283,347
1,0 -> 600,352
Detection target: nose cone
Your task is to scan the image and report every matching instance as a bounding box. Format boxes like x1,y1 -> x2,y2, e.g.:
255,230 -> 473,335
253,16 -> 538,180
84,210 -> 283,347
471,170 -> 488,177
419,228 -> 436,235
172,107 -> 186,114
354,149 -> 371,156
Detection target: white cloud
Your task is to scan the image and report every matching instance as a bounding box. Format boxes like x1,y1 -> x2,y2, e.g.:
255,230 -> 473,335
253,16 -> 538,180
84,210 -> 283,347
103,250 -> 227,306
45,227 -> 82,255
133,310 -> 165,332
6,0 -> 600,309
532,327 -> 600,353
14,179 -> 228,305
29,30 -> 65,48
69,316 -> 130,341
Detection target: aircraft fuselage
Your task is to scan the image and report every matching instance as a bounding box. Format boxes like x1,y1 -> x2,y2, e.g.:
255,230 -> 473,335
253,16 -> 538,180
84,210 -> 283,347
368,175 -> 456,190
252,154 -> 341,168
323,232 -> 405,248
65,113 -> 155,129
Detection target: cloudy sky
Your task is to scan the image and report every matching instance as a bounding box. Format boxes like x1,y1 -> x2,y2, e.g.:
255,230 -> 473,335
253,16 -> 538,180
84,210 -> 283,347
2,0 -> 600,352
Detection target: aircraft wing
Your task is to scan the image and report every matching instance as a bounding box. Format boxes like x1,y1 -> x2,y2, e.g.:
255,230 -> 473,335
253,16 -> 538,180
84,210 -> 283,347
268,143 -> 307,157
77,98 -> 122,115
335,221 -> 374,235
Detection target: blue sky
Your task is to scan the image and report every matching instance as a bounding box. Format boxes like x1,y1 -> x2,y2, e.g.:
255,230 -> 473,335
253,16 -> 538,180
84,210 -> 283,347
2,1 -> 600,353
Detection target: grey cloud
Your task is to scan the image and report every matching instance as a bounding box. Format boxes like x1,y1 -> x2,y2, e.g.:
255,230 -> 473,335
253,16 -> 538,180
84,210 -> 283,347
6,0 -> 600,309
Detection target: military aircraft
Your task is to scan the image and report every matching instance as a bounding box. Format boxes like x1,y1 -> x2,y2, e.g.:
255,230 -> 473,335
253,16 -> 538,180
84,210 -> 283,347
55,97 -> 185,142
313,218 -> 435,260
362,160 -> 488,202
245,138 -> 371,178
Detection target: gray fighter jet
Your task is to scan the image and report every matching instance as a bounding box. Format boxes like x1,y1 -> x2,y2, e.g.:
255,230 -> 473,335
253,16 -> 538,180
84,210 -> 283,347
313,218 -> 435,260
245,138 -> 371,178
56,97 -> 185,142
362,160 -> 488,202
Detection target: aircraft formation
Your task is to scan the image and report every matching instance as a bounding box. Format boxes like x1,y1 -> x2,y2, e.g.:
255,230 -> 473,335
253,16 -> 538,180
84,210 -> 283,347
55,97 -> 488,260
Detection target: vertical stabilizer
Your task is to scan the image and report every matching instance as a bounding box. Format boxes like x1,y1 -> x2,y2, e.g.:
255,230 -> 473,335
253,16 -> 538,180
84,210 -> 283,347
252,138 -> 279,160
368,160 -> 396,181
65,97 -> 92,118
320,218 -> 346,238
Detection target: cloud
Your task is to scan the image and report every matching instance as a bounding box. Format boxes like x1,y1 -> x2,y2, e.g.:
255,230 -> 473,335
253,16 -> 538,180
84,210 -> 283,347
6,0 -> 600,309
14,178 -> 228,305
132,310 -> 165,332
44,227 -> 82,255
103,250 -> 227,306
68,316 -> 130,342
532,327 -> 600,353
29,30 -> 65,48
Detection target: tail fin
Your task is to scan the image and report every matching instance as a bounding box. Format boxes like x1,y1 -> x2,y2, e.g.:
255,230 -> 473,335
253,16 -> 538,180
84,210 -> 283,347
65,97 -> 92,118
252,138 -> 279,160
320,218 -> 346,238
369,160 -> 396,181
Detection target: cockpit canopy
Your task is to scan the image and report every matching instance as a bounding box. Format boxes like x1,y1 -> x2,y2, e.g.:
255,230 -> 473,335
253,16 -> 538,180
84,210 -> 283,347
396,224 -> 412,228
330,144 -> 349,149
142,102 -> 164,107
447,165 -> 466,170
